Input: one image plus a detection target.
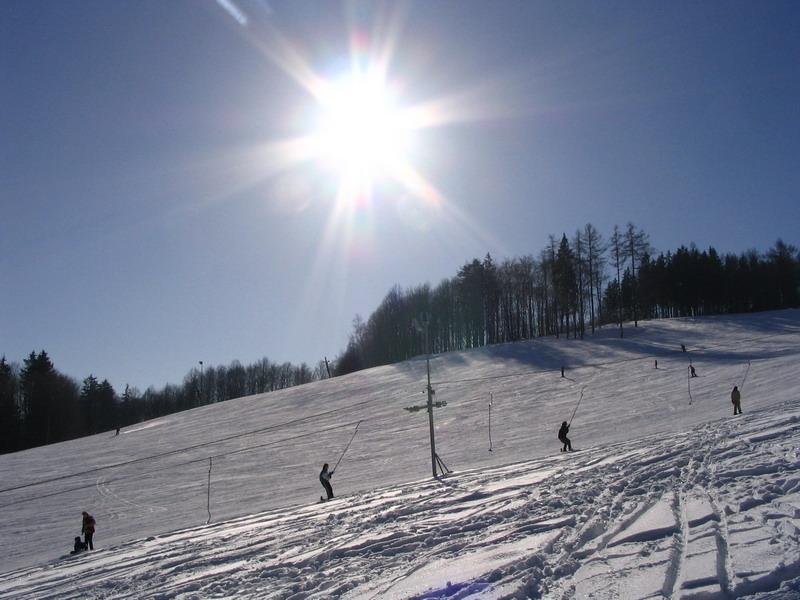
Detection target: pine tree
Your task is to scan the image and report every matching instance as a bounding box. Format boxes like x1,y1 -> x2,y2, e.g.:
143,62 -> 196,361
20,351 -> 57,446
554,234 -> 577,338
0,357 -> 21,454
767,239 -> 799,308
80,374 -> 100,434
97,379 -> 118,431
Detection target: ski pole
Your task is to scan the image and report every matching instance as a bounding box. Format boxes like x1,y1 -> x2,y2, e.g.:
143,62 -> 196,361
332,420 -> 361,473
568,387 -> 585,426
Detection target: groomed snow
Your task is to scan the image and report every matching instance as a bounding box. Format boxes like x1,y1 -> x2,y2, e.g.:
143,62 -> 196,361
1,310 -> 799,598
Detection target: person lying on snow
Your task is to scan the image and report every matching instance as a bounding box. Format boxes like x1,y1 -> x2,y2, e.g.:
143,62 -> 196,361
70,536 -> 88,555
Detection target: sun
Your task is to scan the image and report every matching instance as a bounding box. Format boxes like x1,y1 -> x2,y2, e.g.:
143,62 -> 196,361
312,72 -> 413,186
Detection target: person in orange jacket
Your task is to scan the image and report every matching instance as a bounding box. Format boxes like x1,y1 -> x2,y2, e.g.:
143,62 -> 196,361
81,511 -> 96,550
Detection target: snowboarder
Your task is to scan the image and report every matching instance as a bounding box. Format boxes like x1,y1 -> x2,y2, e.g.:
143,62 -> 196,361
81,511 -> 95,550
690,365 -> 697,378
319,463 -> 334,501
558,421 -> 572,452
731,385 -> 742,415
70,536 -> 88,555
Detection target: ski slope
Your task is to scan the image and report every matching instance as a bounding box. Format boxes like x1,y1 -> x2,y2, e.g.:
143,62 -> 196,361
1,310 -> 799,598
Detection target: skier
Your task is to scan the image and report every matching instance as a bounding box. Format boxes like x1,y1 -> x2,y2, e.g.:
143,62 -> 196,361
81,511 -> 95,550
558,421 -> 572,452
690,365 -> 697,378
319,463 -> 334,501
731,385 -> 742,415
681,344 -> 686,352
70,536 -> 87,555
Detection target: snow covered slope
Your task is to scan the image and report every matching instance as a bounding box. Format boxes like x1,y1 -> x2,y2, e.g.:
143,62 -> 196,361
1,310 -> 799,598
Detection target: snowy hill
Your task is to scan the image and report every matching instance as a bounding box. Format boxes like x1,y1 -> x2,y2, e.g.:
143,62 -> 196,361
1,310 -> 799,598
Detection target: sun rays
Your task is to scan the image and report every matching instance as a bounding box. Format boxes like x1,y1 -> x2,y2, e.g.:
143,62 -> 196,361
215,2 -> 483,213
211,1 -> 509,328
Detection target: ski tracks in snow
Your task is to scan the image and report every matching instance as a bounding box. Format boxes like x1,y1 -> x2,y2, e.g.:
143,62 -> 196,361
2,403 -> 800,599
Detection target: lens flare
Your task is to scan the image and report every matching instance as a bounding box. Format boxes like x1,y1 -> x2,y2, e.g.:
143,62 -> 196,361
314,73 -> 412,185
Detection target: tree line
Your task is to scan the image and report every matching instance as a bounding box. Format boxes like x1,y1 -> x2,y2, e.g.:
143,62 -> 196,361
334,228 -> 799,374
2,225 -> 797,455
0,352 -> 328,455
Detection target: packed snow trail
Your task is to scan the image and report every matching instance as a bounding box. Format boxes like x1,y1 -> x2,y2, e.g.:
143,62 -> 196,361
1,399 -> 799,598
1,310 -> 800,596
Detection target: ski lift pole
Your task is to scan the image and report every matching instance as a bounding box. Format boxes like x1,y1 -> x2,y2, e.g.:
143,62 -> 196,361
488,393 -> 493,452
688,365 -> 693,405
568,387 -> 585,426
739,360 -> 751,391
413,314 -> 440,479
332,420 -> 362,473
425,341 -> 438,478
206,457 -> 213,525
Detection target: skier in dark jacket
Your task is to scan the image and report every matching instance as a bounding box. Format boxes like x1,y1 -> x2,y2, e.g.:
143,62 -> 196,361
319,463 -> 334,501
558,421 -> 572,452
81,511 -> 95,550
731,385 -> 742,415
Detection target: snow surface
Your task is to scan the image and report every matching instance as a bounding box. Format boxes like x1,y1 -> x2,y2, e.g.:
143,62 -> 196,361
2,310 -> 800,598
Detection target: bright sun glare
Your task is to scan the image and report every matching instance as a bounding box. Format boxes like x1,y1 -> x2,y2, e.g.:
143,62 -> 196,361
214,0 -> 504,330
313,73 -> 412,185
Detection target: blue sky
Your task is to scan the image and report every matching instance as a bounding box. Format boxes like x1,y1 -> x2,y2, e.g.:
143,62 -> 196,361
2,1 -> 799,392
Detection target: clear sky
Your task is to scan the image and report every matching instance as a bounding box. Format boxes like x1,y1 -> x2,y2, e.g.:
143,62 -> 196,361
2,1 -> 799,392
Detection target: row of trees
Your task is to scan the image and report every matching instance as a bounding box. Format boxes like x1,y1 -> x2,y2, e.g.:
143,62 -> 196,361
3,224 -> 797,454
635,240 -> 797,320
335,223 -> 614,374
0,352 -> 328,455
335,229 -> 799,374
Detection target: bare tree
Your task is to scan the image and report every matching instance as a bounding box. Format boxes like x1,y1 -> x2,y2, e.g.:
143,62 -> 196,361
625,222 -> 651,327
611,225 -> 627,338
581,223 -> 606,334
548,235 -> 559,338
572,230 -> 586,339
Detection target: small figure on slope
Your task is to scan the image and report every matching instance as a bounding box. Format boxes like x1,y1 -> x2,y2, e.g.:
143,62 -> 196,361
689,365 -> 697,378
558,421 -> 572,452
81,511 -> 95,550
70,536 -> 88,555
731,385 -> 742,415
319,463 -> 335,501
